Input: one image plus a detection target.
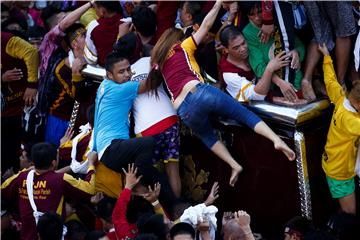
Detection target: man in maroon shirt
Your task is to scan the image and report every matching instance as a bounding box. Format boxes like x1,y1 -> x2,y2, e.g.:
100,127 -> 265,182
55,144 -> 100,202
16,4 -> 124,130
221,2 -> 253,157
1,142 -> 97,240
84,1 -> 122,66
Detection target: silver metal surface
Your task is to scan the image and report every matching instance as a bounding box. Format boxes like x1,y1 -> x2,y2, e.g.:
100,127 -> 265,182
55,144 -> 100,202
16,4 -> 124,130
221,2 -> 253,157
246,99 -> 331,126
294,131 -> 312,220
81,64 -> 106,83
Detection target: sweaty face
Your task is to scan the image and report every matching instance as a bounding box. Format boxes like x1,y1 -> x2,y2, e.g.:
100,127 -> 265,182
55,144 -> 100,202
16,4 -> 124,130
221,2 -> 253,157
227,35 -> 248,60
173,234 -> 193,240
108,59 -> 133,84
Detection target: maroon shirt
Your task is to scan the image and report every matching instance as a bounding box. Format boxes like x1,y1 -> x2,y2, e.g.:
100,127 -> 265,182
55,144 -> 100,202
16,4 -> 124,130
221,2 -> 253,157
91,14 -> 122,66
1,168 -> 95,240
218,56 -> 255,90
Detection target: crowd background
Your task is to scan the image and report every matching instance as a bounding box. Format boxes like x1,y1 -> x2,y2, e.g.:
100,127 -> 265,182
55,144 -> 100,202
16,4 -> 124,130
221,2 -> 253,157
1,1 -> 360,240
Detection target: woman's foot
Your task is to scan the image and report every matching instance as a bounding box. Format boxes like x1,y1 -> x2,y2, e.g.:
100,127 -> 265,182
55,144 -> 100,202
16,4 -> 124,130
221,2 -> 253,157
274,138 -> 295,161
301,79 -> 316,101
229,165 -> 243,187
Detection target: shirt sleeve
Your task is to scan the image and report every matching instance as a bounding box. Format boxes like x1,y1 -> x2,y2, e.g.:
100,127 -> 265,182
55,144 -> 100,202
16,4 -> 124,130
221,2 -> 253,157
112,188 -> 138,239
181,36 -> 197,58
1,170 -> 22,201
341,113 -> 360,137
84,20 -> 99,65
6,36 -> 39,87
323,55 -> 344,105
63,166 -> 96,200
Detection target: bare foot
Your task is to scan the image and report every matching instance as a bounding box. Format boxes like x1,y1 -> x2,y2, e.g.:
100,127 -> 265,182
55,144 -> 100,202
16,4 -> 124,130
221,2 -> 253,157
229,165 -> 243,187
301,79 -> 316,101
274,138 -> 295,161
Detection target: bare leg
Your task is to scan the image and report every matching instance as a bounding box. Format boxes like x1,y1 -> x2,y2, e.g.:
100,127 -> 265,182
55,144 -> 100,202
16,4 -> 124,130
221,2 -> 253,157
301,42 -> 320,101
335,36 -> 352,85
253,121 -> 295,161
210,141 -> 243,187
165,162 -> 181,198
338,192 -> 356,214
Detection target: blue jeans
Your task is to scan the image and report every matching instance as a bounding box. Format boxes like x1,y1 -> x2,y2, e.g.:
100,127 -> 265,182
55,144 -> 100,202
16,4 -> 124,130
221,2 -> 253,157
177,84 -> 261,148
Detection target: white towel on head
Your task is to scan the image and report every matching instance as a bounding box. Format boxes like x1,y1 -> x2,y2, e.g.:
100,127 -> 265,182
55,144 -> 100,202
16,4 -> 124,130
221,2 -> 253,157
180,203 -> 218,240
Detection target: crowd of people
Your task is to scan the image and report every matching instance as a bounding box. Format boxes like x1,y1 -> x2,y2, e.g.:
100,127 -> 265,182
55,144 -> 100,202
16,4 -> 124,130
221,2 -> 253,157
1,1 -> 360,240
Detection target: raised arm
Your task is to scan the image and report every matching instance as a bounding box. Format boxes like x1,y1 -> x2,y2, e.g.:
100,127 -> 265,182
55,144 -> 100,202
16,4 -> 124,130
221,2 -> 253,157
318,44 -> 344,104
192,0 -> 222,45
59,1 -> 94,32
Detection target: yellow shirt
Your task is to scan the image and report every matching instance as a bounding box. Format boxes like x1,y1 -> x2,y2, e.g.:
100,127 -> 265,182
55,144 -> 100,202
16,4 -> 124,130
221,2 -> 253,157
322,55 -> 360,180
5,36 -> 39,83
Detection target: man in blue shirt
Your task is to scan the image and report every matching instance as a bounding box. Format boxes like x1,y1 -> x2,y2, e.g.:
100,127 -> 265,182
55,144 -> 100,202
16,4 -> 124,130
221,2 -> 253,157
92,52 -> 178,216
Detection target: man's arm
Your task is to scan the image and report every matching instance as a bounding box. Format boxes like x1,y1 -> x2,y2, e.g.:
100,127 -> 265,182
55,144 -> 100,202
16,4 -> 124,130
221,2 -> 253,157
63,152 -> 97,199
59,1 -> 94,32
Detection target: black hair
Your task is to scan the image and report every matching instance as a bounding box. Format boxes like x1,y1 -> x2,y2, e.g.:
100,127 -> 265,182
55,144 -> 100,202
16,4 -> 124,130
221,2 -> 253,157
1,16 -> 28,32
64,23 -> 85,48
193,12 -> 222,35
31,142 -> 57,170
94,1 -> 122,14
37,212 -> 64,240
219,25 -> 243,48
113,32 -> 142,64
96,196 -> 116,223
104,52 -> 130,72
170,222 -> 195,240
284,216 -> 314,237
86,104 -> 95,127
183,1 -> 202,19
126,195 -> 155,224
135,233 -> 159,240
132,6 -> 157,38
65,219 -> 88,240
85,230 -> 106,240
137,213 -> 168,240
304,230 -> 336,240
241,1 -> 261,17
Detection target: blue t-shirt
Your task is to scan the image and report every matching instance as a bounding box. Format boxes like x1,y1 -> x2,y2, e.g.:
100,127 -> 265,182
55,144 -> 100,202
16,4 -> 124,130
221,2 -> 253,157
93,79 -> 140,154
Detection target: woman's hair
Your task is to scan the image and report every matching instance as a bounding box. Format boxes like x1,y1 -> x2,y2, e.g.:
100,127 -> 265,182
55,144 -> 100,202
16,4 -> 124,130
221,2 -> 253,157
219,25 -> 243,48
349,80 -> 360,104
147,28 -> 184,93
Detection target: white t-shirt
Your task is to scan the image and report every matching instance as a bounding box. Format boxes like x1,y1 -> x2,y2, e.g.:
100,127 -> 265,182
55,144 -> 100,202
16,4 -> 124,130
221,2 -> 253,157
222,72 -> 266,102
131,57 -> 177,134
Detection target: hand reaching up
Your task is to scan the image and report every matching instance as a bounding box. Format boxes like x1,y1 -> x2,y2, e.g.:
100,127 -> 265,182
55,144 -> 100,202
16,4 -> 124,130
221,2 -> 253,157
141,182 -> 161,203
123,163 -> 142,190
204,182 -> 219,206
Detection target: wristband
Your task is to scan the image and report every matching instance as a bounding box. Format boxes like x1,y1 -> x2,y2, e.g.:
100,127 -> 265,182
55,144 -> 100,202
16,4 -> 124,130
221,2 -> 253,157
151,200 -> 159,206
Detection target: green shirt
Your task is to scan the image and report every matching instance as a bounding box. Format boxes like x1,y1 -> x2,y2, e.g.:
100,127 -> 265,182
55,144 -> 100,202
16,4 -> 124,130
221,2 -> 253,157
242,21 -> 305,90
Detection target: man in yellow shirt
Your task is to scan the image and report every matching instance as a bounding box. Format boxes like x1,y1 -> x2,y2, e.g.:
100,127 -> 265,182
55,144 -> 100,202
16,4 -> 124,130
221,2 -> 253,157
319,44 -> 360,215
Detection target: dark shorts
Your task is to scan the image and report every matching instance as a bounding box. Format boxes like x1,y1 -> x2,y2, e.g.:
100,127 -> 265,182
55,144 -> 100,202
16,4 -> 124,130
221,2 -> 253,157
153,122 -> 180,164
101,137 -> 155,172
304,1 -> 356,50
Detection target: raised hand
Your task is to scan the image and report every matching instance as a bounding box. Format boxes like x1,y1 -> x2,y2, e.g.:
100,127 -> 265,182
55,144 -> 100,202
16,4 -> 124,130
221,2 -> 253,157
60,127 -> 74,145
123,163 -> 142,190
204,182 -> 219,206
141,182 -> 161,203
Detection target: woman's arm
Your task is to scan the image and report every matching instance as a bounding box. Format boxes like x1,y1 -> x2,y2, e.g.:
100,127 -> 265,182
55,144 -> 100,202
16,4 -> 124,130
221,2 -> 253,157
192,0 -> 222,45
